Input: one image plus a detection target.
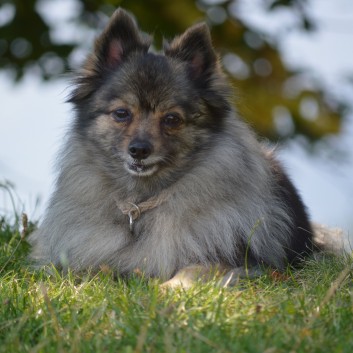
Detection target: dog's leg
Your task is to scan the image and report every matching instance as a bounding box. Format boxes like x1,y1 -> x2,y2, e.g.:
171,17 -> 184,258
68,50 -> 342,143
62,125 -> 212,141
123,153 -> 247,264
160,264 -> 263,289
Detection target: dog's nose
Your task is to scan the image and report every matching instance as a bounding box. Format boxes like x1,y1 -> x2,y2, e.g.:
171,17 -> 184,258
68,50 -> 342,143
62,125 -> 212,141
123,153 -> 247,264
128,140 -> 153,160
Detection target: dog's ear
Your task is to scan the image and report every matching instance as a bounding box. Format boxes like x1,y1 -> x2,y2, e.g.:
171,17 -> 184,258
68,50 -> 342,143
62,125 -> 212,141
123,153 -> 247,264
69,9 -> 150,104
164,23 -> 217,80
93,8 -> 150,70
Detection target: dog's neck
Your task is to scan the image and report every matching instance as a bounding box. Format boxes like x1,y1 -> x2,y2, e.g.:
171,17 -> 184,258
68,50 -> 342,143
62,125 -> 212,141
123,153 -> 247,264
116,187 -> 171,231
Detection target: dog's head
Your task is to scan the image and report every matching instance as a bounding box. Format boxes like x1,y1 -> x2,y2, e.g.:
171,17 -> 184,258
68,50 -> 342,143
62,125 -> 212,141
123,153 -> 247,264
69,9 -> 231,179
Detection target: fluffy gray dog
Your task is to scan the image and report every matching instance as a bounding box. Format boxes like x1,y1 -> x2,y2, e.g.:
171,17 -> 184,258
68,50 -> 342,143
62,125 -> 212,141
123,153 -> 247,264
29,9 -> 342,287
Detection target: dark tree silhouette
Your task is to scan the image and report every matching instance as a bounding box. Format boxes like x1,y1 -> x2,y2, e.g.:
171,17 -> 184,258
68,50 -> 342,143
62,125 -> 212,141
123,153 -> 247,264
0,0 -> 345,142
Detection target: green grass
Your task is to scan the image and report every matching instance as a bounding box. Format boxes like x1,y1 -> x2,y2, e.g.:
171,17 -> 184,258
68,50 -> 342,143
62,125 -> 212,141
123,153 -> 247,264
1,214 -> 352,353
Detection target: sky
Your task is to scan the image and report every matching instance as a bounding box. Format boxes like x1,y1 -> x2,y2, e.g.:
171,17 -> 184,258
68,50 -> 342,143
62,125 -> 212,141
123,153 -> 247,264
1,0 -> 353,237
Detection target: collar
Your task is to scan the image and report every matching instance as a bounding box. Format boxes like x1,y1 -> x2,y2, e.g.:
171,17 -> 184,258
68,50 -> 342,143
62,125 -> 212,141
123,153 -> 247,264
117,190 -> 170,231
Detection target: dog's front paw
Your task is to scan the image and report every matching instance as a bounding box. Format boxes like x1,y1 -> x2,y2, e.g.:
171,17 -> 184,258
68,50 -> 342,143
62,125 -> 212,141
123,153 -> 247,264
160,264 -> 233,289
160,265 -> 210,289
219,266 -> 264,287
161,265 -> 264,289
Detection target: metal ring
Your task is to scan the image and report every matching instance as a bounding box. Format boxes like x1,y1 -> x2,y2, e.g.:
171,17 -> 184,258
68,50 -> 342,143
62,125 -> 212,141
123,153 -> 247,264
127,202 -> 141,219
127,202 -> 141,231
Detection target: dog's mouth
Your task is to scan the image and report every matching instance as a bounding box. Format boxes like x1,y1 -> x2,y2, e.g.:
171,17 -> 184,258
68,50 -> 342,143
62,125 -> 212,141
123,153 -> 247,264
125,160 -> 159,177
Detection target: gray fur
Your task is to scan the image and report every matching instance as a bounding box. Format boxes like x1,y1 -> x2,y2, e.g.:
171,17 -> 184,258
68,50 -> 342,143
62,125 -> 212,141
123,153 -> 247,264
30,114 -> 295,280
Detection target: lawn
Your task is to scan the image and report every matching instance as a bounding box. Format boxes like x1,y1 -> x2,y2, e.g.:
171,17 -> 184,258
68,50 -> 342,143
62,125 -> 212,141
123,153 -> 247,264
0,212 -> 352,353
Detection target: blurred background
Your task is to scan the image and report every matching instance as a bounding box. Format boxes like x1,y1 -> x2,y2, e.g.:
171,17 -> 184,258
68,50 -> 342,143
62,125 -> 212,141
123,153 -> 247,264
0,0 -> 352,237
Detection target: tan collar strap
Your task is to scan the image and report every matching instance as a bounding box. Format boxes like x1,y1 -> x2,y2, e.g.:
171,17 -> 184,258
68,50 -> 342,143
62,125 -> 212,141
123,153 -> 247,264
117,190 -> 170,230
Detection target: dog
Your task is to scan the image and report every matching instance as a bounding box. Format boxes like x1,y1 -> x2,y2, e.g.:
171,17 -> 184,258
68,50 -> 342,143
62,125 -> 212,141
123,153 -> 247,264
29,8 -> 335,287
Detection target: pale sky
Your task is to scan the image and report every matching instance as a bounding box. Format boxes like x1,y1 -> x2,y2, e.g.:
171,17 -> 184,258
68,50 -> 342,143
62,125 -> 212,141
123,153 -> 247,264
1,0 -> 352,236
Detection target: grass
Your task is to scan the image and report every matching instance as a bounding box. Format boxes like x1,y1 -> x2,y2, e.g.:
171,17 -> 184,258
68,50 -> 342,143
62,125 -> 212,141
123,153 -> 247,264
0,212 -> 352,353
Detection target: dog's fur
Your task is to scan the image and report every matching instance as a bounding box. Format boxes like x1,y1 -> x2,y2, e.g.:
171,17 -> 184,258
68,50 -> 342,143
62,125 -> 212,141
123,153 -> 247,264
29,9 -> 319,284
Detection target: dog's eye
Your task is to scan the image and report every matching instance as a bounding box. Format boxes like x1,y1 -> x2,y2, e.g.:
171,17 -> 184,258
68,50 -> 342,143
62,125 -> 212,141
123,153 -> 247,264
161,114 -> 182,128
112,109 -> 132,123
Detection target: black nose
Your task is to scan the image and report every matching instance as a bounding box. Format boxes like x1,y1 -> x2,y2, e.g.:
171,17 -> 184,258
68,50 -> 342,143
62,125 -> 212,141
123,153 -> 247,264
128,140 -> 153,160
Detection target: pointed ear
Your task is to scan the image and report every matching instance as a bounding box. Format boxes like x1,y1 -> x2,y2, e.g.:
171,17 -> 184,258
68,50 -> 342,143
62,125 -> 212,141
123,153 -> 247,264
93,8 -> 150,70
164,23 -> 217,80
69,9 -> 150,104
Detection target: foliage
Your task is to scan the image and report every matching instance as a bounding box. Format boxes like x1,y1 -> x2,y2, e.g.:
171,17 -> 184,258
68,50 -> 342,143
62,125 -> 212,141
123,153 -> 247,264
0,0 -> 346,141
0,214 -> 353,353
